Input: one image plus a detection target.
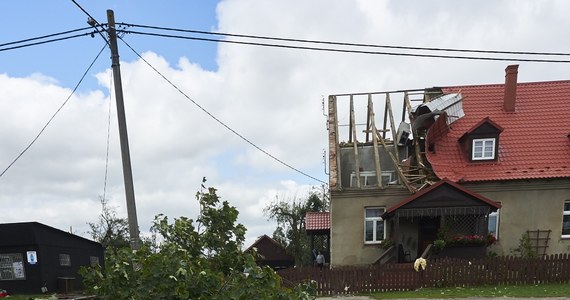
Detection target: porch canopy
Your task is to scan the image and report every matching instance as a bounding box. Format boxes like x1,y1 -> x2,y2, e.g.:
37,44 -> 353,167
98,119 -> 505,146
382,179 -> 501,220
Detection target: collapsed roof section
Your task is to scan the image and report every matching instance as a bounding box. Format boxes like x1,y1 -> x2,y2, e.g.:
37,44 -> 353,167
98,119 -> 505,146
327,88 -> 448,193
328,65 -> 570,193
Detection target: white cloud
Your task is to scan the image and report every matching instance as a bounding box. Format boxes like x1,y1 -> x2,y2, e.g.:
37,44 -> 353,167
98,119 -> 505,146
2,0 -> 570,249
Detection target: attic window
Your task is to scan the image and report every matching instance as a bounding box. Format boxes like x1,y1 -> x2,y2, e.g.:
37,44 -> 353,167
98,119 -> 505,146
350,171 -> 394,187
472,138 -> 495,160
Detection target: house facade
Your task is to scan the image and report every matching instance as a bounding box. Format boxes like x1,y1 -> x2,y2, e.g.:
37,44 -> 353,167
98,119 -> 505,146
328,65 -> 570,266
0,222 -> 104,294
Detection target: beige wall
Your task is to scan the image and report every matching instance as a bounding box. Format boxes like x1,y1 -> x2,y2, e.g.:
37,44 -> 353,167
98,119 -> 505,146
330,180 -> 570,266
465,180 -> 570,256
330,187 -> 410,266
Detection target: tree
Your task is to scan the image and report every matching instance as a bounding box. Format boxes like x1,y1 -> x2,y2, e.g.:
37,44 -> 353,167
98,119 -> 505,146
81,182 -> 315,299
264,188 -> 328,266
87,196 -> 130,250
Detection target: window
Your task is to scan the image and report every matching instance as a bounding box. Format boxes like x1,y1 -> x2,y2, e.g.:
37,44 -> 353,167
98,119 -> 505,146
562,201 -> 570,238
472,138 -> 495,160
488,209 -> 500,239
350,171 -> 394,187
90,256 -> 100,267
0,253 -> 25,280
59,254 -> 71,266
364,207 -> 385,244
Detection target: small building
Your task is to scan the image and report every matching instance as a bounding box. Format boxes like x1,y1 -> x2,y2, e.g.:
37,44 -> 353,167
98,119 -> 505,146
305,211 -> 331,264
0,222 -> 104,294
245,235 -> 294,270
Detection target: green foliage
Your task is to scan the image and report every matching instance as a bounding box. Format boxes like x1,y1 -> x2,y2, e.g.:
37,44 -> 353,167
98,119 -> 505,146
81,183 -> 315,299
510,233 -> 537,258
87,196 -> 130,250
433,239 -> 446,253
264,189 -> 328,266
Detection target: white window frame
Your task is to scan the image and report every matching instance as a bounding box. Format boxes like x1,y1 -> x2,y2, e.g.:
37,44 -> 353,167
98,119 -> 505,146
350,171 -> 394,187
364,207 -> 385,244
488,209 -> 500,239
472,138 -> 496,160
59,254 -> 71,266
562,201 -> 570,238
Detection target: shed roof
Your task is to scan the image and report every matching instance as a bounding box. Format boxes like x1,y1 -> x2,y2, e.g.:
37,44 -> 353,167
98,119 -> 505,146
0,221 -> 102,248
426,80 -> 570,182
305,211 -> 330,231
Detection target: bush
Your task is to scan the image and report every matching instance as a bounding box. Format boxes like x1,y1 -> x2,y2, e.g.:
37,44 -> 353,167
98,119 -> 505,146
81,184 -> 315,299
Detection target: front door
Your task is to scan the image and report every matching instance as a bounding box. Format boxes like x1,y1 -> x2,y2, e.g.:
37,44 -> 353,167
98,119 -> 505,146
418,217 -> 440,256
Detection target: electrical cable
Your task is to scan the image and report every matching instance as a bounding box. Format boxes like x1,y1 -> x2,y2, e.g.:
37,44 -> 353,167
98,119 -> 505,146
117,36 -> 327,185
70,0 -> 110,45
102,73 -> 114,201
0,44 -> 108,179
122,30 -> 570,63
0,27 -> 92,48
0,32 -> 93,53
122,22 -> 570,57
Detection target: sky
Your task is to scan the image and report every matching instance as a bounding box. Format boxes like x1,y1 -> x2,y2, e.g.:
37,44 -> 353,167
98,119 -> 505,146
1,0 -> 570,248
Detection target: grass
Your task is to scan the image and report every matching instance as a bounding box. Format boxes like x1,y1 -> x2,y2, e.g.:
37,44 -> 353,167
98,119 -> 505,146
3,294 -> 57,300
365,282 -> 570,298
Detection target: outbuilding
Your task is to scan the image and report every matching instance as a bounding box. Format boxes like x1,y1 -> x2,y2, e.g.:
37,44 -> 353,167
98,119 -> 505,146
0,222 -> 104,294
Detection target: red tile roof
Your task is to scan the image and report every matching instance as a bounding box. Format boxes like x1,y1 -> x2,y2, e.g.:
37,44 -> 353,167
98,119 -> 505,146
305,211 -> 330,231
426,80 -> 570,182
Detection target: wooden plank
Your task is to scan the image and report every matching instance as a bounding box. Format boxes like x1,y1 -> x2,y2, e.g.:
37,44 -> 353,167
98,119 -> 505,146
368,95 -> 383,188
350,96 -> 361,188
376,131 -> 416,193
365,97 -> 371,143
386,93 -> 400,163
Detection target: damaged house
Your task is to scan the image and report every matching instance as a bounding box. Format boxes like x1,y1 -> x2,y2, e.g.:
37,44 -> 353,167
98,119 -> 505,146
328,65 -> 570,266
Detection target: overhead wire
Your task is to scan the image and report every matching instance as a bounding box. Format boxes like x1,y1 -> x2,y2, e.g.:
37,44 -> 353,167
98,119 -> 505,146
122,22 -> 570,57
0,27 -> 92,48
122,30 -> 570,63
0,44 -> 108,179
0,32 -> 94,52
117,36 -> 327,185
69,0 -> 110,45
102,73 -> 114,201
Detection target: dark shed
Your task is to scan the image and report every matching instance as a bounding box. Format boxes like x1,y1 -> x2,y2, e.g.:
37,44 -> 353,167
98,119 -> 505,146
245,235 -> 294,270
0,222 -> 104,294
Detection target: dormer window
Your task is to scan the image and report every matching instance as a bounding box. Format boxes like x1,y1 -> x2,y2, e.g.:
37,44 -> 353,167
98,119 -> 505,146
458,117 -> 503,163
472,138 -> 496,160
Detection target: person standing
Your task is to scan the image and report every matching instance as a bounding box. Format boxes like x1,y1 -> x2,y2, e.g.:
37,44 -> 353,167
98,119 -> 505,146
316,251 -> 325,269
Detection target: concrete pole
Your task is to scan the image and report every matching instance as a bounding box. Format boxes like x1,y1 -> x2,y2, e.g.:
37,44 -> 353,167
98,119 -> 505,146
106,9 -> 140,250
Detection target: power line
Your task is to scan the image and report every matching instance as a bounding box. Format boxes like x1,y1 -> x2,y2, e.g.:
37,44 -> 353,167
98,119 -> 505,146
117,36 -> 327,185
0,32 -> 93,53
122,23 -> 570,57
122,30 -> 570,64
102,73 -> 114,201
69,0 -> 110,45
0,44 -> 108,179
0,27 -> 92,48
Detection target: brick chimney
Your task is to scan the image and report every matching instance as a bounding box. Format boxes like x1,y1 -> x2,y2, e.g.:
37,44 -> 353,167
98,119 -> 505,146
503,64 -> 519,112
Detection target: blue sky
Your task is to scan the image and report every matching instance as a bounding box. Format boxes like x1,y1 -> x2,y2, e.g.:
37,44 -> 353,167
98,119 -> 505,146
1,1 -> 219,89
1,0 -> 570,248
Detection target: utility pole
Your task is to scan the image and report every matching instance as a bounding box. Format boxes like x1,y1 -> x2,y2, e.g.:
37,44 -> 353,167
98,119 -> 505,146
106,9 -> 140,250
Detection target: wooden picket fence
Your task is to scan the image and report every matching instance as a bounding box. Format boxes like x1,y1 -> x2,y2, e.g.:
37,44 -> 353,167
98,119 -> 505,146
277,253 -> 570,295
